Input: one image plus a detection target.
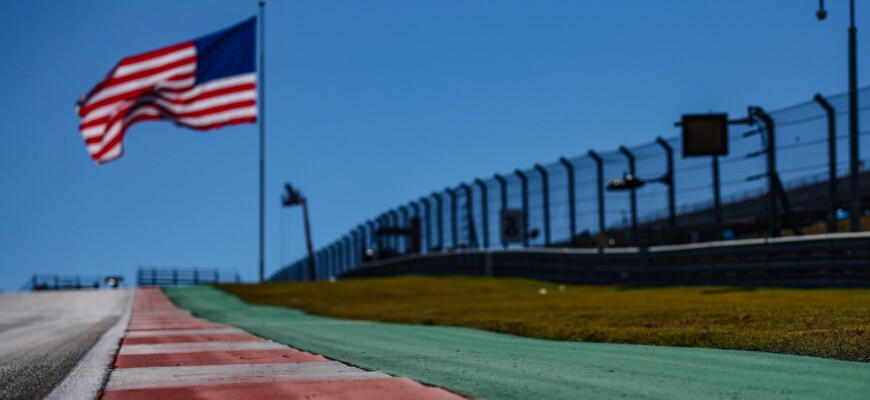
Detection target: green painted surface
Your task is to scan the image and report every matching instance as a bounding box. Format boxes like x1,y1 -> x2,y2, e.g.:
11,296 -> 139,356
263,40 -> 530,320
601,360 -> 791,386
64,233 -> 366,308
164,286 -> 870,400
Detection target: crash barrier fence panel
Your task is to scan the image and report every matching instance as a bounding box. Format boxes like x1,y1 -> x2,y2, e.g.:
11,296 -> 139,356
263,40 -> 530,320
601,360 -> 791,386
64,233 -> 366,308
272,86 -> 870,282
339,232 -> 870,287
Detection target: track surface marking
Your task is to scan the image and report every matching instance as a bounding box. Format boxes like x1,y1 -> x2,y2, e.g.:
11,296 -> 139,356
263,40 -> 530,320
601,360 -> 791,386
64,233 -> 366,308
0,289 -> 130,400
101,288 -> 463,399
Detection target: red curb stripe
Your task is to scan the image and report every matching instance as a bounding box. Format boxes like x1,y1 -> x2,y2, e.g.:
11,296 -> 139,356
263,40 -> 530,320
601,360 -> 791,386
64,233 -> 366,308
102,377 -> 463,400
122,333 -> 261,345
114,349 -> 329,368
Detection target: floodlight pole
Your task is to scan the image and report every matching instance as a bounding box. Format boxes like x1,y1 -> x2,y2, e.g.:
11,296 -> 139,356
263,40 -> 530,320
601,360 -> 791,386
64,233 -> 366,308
619,146 -> 639,245
474,178 -> 490,248
818,0 -> 861,231
514,170 -> 530,247
559,157 -> 577,243
849,0 -> 861,232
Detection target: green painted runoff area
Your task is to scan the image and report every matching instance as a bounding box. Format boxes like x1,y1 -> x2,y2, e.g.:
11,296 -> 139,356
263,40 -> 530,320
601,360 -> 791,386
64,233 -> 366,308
164,286 -> 870,400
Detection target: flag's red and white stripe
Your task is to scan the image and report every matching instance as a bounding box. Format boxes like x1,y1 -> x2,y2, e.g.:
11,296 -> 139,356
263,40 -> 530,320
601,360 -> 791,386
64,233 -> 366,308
76,43 -> 256,164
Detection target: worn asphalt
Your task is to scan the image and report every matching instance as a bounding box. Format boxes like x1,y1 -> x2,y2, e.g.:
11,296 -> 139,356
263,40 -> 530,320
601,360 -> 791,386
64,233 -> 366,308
0,289 -> 130,400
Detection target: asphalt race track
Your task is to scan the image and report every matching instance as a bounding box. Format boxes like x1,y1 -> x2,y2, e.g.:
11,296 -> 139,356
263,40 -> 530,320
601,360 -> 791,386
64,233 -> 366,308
0,289 -> 130,399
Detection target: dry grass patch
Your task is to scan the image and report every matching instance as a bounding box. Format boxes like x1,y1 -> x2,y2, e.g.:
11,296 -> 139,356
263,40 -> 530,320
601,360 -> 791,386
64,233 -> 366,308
218,276 -> 870,362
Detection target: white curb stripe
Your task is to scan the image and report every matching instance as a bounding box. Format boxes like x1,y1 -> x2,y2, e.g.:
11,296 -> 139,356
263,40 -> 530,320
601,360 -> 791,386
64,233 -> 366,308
119,340 -> 288,355
124,328 -> 245,338
104,361 -> 390,391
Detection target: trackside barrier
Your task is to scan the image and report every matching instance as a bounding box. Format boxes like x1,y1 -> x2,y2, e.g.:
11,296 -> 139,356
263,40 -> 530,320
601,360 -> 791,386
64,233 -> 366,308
340,232 -> 870,287
137,267 -> 241,287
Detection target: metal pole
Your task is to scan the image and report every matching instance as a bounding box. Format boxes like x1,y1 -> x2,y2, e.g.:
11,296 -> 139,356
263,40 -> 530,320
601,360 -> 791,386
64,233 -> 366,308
619,146 -> 638,245
559,157 -> 577,243
366,220 -> 377,259
655,137 -> 677,243
815,93 -> 838,233
514,170 -> 529,247
302,200 -> 316,281
494,174 -> 508,248
446,188 -> 458,248
389,210 -> 400,251
257,0 -> 266,283
752,106 -> 780,237
459,183 -> 476,248
421,197 -> 432,251
474,178 -> 490,248
849,0 -> 861,232
433,192 -> 444,251
588,150 -> 606,235
533,164 -> 551,247
713,155 -> 723,237
409,202 -> 421,253
400,206 -> 410,253
343,236 -> 352,273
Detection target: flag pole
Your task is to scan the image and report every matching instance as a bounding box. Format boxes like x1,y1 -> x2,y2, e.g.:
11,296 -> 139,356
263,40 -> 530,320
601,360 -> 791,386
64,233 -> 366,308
258,0 -> 266,283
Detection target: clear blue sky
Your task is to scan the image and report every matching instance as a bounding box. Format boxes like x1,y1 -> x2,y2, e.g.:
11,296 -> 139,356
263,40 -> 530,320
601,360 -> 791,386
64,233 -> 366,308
1,1 -> 867,290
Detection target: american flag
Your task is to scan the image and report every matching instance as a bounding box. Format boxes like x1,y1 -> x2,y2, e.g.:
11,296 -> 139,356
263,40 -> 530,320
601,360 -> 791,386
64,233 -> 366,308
76,18 -> 257,164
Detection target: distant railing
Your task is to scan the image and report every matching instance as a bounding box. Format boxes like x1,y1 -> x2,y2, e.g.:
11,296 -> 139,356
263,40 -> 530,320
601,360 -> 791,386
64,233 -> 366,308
20,274 -> 107,291
137,267 -> 240,287
272,86 -> 870,282
341,232 -> 870,288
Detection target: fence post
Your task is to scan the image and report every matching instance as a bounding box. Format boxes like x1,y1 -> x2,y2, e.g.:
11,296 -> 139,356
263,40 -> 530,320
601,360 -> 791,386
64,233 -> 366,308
751,106 -> 780,237
446,188 -> 458,249
366,220 -> 377,260
459,183 -> 476,248
814,93 -> 838,233
514,169 -> 529,247
619,146 -> 639,246
421,198 -> 432,251
558,157 -> 577,244
343,236 -> 353,272
494,174 -> 508,248
588,150 -> 606,236
409,202 -> 421,253
655,137 -> 677,243
401,206 -> 412,253
433,192 -> 444,251
474,178 -> 490,248
389,209 -> 401,251
533,164 -> 551,247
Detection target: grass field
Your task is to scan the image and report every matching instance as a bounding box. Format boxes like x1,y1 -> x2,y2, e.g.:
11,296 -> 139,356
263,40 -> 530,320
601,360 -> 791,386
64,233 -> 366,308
219,276 -> 870,362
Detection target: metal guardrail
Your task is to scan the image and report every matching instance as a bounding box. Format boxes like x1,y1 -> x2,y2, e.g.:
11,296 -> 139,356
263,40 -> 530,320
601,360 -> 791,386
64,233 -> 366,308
340,232 -> 870,287
20,274 -> 106,291
137,267 -> 240,287
273,86 -> 870,282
